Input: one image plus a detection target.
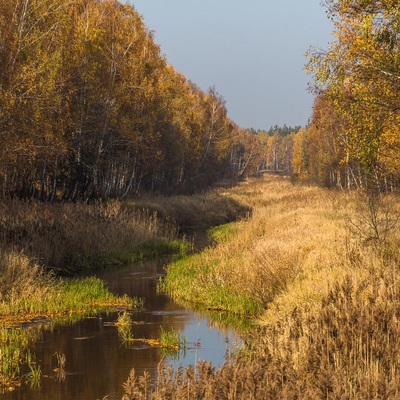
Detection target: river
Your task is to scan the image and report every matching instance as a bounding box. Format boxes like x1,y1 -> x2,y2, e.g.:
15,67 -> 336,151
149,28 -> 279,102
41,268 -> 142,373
3,236 -> 243,400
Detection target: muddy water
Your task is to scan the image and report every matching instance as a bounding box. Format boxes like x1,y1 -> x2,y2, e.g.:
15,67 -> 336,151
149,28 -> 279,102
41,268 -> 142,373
4,239 -> 242,400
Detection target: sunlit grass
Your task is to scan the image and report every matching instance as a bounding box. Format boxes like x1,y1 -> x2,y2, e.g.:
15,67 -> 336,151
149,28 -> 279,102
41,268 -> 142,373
207,222 -> 238,243
0,328 -> 32,392
0,277 -> 133,322
161,252 -> 263,316
141,173 -> 400,398
159,326 -> 180,350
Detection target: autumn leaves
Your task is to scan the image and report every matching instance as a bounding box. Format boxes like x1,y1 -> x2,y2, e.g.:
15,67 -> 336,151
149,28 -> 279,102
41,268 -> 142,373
0,0 -> 260,201
305,0 -> 400,189
2,0 -> 395,199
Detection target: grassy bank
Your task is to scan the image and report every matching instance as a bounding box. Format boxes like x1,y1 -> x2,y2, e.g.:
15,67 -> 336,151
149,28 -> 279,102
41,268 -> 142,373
0,272 -> 136,391
0,188 -> 249,391
163,175 -> 337,316
0,188 -> 248,275
125,174 -> 400,399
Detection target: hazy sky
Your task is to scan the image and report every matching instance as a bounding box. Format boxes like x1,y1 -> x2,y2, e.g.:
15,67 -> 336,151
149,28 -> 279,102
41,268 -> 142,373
130,1 -> 333,130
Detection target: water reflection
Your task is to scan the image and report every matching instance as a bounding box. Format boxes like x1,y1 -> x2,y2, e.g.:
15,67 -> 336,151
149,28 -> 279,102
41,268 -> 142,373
4,257 -> 242,400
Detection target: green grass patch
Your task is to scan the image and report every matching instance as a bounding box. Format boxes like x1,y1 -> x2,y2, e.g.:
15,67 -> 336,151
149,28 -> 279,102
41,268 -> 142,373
208,222 -> 238,243
55,277 -> 133,314
0,277 -> 134,323
159,326 -> 181,350
161,252 -> 262,317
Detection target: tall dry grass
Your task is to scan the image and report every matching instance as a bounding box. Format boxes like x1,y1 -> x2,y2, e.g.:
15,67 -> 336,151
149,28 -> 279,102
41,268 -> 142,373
0,250 -> 54,304
127,173 -> 400,399
164,175 -> 353,312
0,199 -> 177,274
0,189 -> 248,276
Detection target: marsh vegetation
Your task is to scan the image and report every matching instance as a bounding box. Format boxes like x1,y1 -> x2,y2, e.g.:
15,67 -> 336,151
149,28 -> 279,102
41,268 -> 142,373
2,172 -> 400,399
122,174 -> 400,399
0,186 -> 247,393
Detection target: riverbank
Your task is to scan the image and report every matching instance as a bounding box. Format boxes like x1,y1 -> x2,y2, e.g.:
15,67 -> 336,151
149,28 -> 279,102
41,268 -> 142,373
163,174 -> 353,317
0,188 -> 248,276
0,186 -> 249,391
0,186 -> 249,314
127,174 -> 400,399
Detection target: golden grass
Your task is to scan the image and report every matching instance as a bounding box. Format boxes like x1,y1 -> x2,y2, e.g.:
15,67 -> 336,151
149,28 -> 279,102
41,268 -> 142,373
131,173 -> 400,399
164,174 -> 356,313
0,250 -> 54,305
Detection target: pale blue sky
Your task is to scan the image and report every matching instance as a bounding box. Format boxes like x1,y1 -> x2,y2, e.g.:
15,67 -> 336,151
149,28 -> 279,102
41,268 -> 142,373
130,1 -> 333,130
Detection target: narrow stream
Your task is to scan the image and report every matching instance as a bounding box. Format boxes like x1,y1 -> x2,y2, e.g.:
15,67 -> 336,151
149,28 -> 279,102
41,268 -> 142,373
4,236 -> 243,400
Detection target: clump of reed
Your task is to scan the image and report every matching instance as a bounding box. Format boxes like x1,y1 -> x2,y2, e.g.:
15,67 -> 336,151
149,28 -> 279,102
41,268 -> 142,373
0,328 -> 31,390
116,311 -> 135,343
25,363 -> 41,389
0,249 -> 54,305
53,351 -> 66,382
159,327 -> 181,351
0,326 -> 48,392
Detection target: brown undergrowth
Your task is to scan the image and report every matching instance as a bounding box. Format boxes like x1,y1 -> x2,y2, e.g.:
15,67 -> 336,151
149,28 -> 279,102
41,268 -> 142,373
128,190 -> 250,231
0,189 -> 248,275
0,199 -> 176,275
121,174 -> 400,399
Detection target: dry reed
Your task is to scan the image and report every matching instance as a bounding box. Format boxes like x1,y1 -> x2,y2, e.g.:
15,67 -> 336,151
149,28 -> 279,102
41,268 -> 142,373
0,199 -> 177,274
0,249 -> 54,304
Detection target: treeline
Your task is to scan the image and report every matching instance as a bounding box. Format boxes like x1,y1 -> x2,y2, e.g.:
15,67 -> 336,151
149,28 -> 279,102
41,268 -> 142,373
298,0 -> 400,191
11,0 -> 396,199
0,0 -> 266,201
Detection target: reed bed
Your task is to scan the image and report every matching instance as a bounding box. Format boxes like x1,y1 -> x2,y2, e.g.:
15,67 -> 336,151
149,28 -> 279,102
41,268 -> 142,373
0,199 -> 178,274
124,174 -> 400,399
0,189 -> 247,276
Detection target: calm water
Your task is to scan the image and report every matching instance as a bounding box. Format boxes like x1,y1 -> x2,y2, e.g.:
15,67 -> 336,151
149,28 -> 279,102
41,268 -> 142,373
4,245 -> 242,400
